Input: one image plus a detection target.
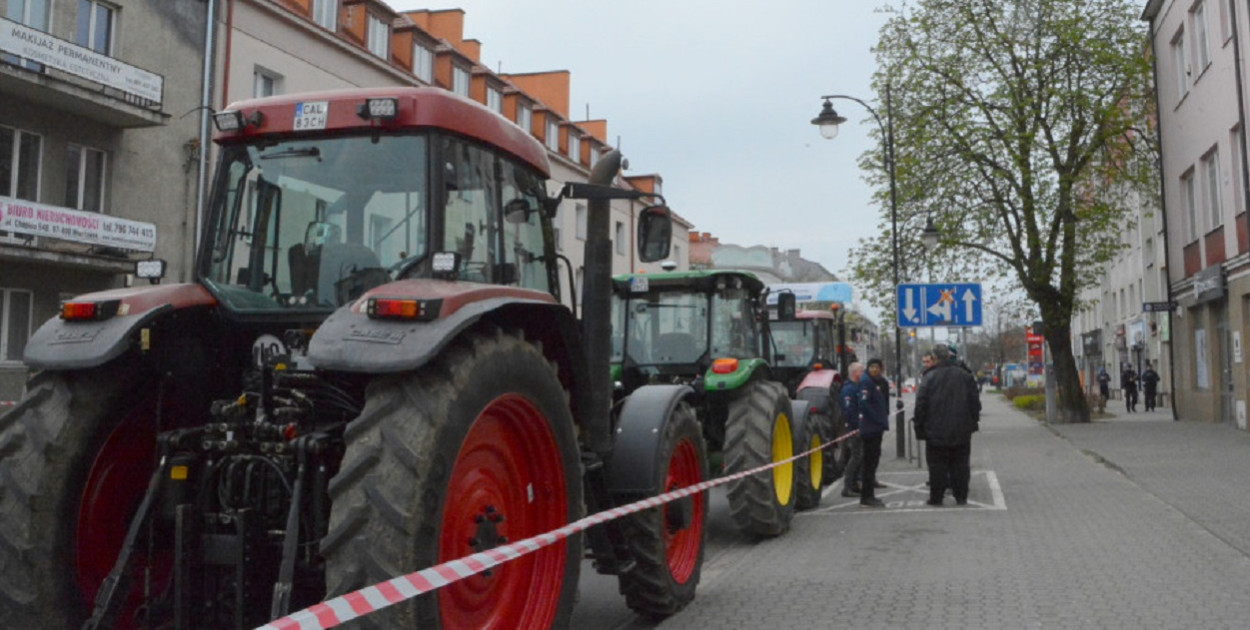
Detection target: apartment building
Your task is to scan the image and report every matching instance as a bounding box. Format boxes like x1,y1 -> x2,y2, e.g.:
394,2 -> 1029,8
1144,0 -> 1250,428
0,0 -> 208,400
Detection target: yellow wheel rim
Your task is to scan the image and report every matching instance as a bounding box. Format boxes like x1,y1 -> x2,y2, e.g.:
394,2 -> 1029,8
809,433 -> 823,490
771,413 -> 793,505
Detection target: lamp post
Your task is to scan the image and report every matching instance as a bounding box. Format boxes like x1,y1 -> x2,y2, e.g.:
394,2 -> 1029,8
811,84 -> 906,458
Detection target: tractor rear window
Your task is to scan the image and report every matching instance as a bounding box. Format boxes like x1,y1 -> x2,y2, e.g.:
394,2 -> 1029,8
618,291 -> 708,365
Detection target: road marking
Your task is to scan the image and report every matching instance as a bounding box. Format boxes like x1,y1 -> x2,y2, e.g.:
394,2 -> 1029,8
803,470 -> 1006,515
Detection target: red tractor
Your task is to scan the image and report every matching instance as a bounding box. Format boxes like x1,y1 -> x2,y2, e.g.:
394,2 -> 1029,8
0,87 -> 706,629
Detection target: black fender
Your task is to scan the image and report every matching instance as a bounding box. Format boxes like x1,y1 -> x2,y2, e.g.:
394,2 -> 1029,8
607,384 -> 694,497
23,284 -> 217,371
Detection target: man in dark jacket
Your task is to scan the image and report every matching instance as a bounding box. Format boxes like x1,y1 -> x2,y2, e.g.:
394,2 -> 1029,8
857,358 -> 891,508
838,362 -> 865,497
914,344 -> 981,506
1140,361 -> 1160,411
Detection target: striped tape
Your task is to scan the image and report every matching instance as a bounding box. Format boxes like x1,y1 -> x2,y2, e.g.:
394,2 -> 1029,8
257,428 -> 860,630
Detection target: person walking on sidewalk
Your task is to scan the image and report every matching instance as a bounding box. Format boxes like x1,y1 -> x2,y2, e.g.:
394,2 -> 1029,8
1122,363 -> 1139,413
857,358 -> 891,508
838,362 -> 865,498
1096,366 -> 1111,402
913,344 -> 981,506
1141,362 -> 1160,412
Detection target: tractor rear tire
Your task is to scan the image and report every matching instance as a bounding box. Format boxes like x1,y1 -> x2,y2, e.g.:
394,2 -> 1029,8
723,380 -> 795,538
0,367 -> 152,630
616,401 -> 708,619
797,387 -> 845,485
322,326 -> 582,630
791,402 -> 824,510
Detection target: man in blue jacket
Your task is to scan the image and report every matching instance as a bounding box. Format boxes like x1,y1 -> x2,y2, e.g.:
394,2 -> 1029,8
838,362 -> 864,497
857,358 -> 891,508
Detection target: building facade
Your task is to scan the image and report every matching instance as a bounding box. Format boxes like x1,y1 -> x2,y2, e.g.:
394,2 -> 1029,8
0,0 -> 209,400
1144,0 -> 1250,429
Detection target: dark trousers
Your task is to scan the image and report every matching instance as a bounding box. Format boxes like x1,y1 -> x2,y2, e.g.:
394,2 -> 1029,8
1144,387 -> 1157,411
860,434 -> 883,503
842,434 -> 863,491
1125,388 -> 1138,411
926,442 -> 971,503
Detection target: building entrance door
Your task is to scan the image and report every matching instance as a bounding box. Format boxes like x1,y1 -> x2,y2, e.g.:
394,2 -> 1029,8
1219,318 -> 1234,424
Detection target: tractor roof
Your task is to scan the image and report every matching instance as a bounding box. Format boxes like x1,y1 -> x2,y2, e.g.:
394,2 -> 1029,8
611,269 -> 765,296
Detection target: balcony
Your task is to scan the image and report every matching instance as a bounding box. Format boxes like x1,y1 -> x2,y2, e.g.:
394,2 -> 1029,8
0,18 -> 165,128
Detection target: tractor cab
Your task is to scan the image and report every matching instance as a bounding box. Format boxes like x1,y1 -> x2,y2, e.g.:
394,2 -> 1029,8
610,270 -> 768,393
770,309 -> 845,393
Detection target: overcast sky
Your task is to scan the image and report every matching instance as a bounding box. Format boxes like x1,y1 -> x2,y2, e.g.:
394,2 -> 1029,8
390,0 -> 891,305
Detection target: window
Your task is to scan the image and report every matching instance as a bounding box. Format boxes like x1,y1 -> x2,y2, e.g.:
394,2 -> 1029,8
1172,28 -> 1188,100
1231,126 -> 1244,215
545,117 -> 559,151
366,14 -> 389,59
575,203 -> 587,240
412,42 -> 433,83
1193,1 -> 1211,71
75,0 -> 114,55
451,65 -> 469,97
590,145 -> 601,167
0,288 -> 33,364
553,224 -> 562,251
312,0 -> 337,31
516,101 -> 532,134
4,0 -> 50,69
1201,147 -> 1221,230
1182,169 -> 1198,241
253,67 -> 280,98
1,126 -> 42,201
568,133 -> 581,163
65,144 -> 106,213
1221,0 -> 1235,42
672,244 -> 681,266
486,86 -> 503,113
615,221 -> 625,254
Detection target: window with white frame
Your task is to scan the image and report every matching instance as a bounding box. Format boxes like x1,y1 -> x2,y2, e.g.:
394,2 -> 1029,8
553,224 -> 562,251
1201,147 -> 1221,231
1232,126 -> 1246,215
568,133 -> 581,163
451,65 -> 469,97
412,42 -> 433,83
1221,0 -> 1235,42
0,288 -> 33,364
1172,28 -> 1188,101
517,102 -> 533,134
575,203 -> 587,240
75,0 -> 115,55
614,221 -> 625,254
1182,169 -> 1198,241
1,126 -> 42,202
590,145 -> 601,167
545,117 -> 560,151
65,144 -> 106,213
4,0 -> 50,68
486,86 -> 503,113
253,67 -> 280,98
1193,0 -> 1211,72
366,13 -> 389,59
312,0 -> 337,31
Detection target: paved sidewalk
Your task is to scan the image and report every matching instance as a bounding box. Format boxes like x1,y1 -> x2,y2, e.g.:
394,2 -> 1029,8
652,391 -> 1250,629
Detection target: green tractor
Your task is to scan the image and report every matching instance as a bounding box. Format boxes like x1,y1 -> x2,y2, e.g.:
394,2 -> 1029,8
609,270 -> 829,537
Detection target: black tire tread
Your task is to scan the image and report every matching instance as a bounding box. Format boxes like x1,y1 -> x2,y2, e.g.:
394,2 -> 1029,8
723,380 -> 794,538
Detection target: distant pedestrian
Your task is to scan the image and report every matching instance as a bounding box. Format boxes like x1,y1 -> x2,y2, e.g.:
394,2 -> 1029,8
1122,363 -> 1138,412
914,344 -> 981,507
1096,366 -> 1111,402
856,358 -> 891,508
838,362 -> 865,498
1141,362 -> 1160,412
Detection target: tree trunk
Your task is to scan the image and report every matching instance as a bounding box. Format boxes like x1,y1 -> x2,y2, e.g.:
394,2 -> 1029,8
1042,319 -> 1090,424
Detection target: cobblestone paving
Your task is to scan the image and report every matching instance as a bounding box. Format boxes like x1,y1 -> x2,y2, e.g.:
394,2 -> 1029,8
654,395 -> 1250,630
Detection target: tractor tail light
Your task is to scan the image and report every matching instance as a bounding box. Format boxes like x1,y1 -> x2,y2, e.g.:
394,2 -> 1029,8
712,358 -> 739,374
367,297 -> 440,321
61,299 -> 121,321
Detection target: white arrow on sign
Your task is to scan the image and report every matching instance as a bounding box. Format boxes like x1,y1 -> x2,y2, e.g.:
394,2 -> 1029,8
927,290 -> 953,322
902,287 -> 918,322
961,288 -> 978,320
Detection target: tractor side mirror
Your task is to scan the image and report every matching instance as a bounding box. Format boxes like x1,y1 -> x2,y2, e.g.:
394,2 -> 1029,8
637,205 -> 672,263
776,292 -> 797,321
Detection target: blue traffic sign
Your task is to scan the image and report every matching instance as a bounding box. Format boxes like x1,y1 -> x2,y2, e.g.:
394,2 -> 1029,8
896,283 -> 983,328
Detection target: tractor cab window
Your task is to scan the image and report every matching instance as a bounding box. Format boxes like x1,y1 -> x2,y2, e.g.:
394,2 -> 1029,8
710,286 -> 757,359
771,320 -> 813,367
203,135 -> 428,311
440,137 -> 552,292
619,290 -> 708,365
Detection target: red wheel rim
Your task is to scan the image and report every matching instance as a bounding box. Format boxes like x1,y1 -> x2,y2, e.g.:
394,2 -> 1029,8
75,399 -> 170,629
438,394 -> 569,630
663,438 -> 705,584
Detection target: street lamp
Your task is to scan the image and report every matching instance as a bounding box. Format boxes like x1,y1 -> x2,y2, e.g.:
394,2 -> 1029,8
921,214 -> 940,252
811,85 -> 906,458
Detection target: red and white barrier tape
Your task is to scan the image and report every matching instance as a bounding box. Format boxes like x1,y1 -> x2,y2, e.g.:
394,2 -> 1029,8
257,429 -> 860,630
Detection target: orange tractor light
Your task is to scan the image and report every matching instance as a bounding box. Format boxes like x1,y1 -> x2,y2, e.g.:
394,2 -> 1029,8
61,299 -> 121,321
367,297 -> 440,321
711,358 -> 740,374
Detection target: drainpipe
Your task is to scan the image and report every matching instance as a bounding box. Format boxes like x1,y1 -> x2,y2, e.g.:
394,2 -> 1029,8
1143,12 -> 1178,421
194,0 -> 218,269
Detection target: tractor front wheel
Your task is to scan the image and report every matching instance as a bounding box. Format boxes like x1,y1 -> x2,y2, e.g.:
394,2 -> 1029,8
323,326 -> 582,629
723,380 -> 795,538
